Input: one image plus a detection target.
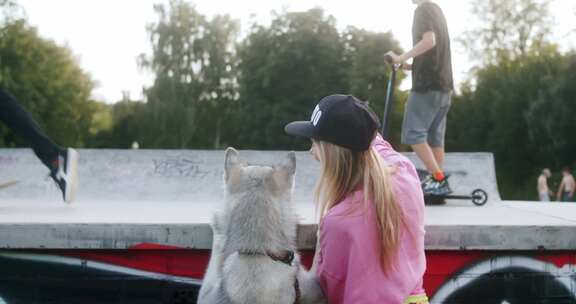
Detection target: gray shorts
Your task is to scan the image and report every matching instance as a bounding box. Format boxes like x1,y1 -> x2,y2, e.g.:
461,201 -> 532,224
401,91 -> 451,147
539,192 -> 550,202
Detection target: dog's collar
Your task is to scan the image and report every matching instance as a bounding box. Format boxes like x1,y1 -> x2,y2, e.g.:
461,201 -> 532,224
228,250 -> 301,304
238,250 -> 295,266
267,250 -> 295,266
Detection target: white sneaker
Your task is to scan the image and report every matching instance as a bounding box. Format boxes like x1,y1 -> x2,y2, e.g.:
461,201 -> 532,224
49,148 -> 79,203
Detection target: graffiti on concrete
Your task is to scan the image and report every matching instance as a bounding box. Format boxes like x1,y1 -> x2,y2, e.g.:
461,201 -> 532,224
0,252 -> 201,304
0,156 -> 18,165
153,157 -> 210,178
1,249 -> 575,304
430,255 -> 576,303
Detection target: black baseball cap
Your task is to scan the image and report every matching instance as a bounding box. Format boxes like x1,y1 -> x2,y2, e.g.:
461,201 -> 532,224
285,94 -> 380,151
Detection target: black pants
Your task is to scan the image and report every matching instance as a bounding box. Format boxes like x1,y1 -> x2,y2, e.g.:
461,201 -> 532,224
0,89 -> 62,171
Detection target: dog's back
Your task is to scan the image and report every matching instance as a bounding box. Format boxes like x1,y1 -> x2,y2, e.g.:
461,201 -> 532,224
199,148 -> 302,304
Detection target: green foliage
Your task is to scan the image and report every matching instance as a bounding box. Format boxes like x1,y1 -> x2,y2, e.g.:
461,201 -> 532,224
0,2 -> 405,153
234,8 -> 348,150
460,0 -> 553,65
0,0 -> 20,25
88,98 -> 145,148
233,9 -> 404,150
342,26 -> 406,149
138,0 -> 239,149
0,20 -> 96,148
451,0 -> 576,200
88,101 -> 113,137
448,47 -> 576,199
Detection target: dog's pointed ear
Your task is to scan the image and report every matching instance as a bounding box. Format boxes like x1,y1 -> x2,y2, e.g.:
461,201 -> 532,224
282,151 -> 296,176
225,147 -> 240,178
272,151 -> 296,192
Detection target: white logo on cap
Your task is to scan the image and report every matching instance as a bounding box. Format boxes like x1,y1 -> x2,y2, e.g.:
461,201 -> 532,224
311,105 -> 322,126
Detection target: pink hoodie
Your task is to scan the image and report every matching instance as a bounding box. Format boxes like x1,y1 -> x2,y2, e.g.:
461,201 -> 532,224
316,134 -> 427,303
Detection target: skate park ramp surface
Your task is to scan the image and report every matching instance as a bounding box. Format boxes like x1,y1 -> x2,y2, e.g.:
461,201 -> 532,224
0,149 -> 500,204
0,149 -> 575,251
404,152 -> 501,202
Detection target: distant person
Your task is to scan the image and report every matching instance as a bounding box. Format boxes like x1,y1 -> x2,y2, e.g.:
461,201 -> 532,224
0,89 -> 78,203
385,0 -> 454,196
556,167 -> 575,202
537,168 -> 552,201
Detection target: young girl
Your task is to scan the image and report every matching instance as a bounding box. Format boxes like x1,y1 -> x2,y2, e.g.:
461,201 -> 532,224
285,94 -> 428,303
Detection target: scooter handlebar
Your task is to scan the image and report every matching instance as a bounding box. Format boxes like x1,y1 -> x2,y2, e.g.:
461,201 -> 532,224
384,54 -> 401,70
384,54 -> 394,65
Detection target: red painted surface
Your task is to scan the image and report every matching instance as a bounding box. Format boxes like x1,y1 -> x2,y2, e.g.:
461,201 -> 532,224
56,244 -> 576,298
60,244 -> 211,279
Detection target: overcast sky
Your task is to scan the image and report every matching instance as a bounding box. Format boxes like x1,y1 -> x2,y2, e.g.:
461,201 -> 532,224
16,0 -> 576,103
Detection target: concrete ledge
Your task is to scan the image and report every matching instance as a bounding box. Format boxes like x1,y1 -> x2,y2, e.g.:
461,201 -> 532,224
0,224 -> 213,249
0,200 -> 575,251
1,222 -> 575,251
425,226 -> 576,250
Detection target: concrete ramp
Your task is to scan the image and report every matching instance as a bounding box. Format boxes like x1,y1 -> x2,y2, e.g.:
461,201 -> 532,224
405,152 -> 502,202
0,149 -> 320,204
0,149 -> 500,203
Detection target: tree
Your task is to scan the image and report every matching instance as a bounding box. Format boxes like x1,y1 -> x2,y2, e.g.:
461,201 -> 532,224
460,0 -> 553,65
139,0 -> 239,149
447,47 -> 574,199
449,0 -> 576,200
88,96 -> 146,149
234,8 -> 348,150
523,52 -> 576,172
0,20 -> 96,148
342,26 -> 405,148
234,9 -> 404,150
0,0 -> 20,25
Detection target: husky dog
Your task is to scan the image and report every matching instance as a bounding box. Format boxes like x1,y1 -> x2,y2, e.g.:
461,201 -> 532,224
198,148 -> 325,304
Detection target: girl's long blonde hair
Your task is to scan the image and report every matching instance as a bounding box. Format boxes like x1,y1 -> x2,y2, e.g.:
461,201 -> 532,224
314,138 -> 404,272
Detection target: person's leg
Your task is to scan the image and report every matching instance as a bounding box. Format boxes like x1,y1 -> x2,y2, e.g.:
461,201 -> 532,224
0,89 -> 78,202
402,91 -> 451,195
0,89 -> 62,170
427,92 -> 451,181
401,91 -> 438,174
411,143 -> 442,174
431,147 -> 444,168
402,91 -> 444,175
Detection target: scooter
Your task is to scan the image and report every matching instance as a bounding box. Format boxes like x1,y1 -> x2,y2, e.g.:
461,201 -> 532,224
381,55 -> 487,206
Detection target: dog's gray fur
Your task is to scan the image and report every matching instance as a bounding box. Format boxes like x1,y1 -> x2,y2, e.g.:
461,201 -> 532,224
198,148 -> 326,304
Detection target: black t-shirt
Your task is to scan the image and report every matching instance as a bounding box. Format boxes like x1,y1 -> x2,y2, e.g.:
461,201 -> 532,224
412,2 -> 453,92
